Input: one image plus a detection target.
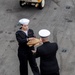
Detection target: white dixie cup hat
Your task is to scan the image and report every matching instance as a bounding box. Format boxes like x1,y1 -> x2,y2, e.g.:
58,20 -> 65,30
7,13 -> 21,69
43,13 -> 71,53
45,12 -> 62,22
38,29 -> 51,38
19,18 -> 30,25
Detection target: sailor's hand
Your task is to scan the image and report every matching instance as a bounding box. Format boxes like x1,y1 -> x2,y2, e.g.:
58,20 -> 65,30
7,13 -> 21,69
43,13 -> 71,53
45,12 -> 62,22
31,50 -> 36,54
39,38 -> 43,44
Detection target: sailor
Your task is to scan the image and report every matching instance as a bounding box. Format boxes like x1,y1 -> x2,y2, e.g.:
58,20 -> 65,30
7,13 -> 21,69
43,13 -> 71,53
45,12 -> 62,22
32,29 -> 60,75
15,18 -> 40,75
